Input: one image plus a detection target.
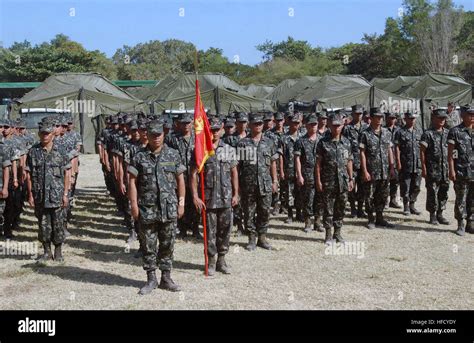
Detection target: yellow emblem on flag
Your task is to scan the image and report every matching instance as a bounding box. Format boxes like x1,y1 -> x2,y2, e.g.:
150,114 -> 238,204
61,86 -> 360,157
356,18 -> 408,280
195,116 -> 204,134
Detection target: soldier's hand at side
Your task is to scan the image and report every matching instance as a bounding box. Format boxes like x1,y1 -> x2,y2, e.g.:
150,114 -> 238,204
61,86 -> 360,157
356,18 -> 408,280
421,168 -> 427,179
272,182 -> 278,193
0,188 -> 8,199
177,204 -> 185,219
106,164 -> 111,173
28,194 -> 34,207
193,195 -> 206,212
120,183 -> 126,195
231,195 -> 239,207
348,180 -> 354,192
316,181 -> 323,193
397,162 -> 401,172
297,176 -> 304,187
363,171 -> 371,182
280,171 -> 285,181
131,205 -> 139,221
390,167 -> 395,180
449,170 -> 456,182
62,194 -> 69,208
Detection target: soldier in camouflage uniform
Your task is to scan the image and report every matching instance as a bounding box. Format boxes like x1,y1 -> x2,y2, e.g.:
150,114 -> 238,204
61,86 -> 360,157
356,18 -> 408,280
238,113 -> 279,251
445,102 -> 461,130
65,115 -> 82,222
128,120 -> 185,295
447,105 -> 474,236
295,113 -> 324,233
420,109 -> 450,225
394,111 -> 423,216
223,117 -> 236,139
360,108 -> 396,230
26,118 -> 72,263
281,114 -> 302,223
224,112 -> 248,235
384,112 -> 402,209
316,112 -> 354,244
165,112 -> 201,239
343,104 -> 368,218
190,117 -> 239,275
0,126 -> 11,238
97,115 -> 116,199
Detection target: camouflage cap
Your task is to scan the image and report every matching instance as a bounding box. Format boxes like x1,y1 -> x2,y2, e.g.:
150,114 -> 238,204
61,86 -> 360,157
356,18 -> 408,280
351,104 -> 364,114
137,118 -> 148,129
291,113 -> 301,123
38,120 -> 54,133
129,120 -> 139,130
318,111 -> 328,119
305,113 -> 318,124
248,112 -> 264,124
67,115 -> 74,124
146,120 -> 164,135
178,112 -> 193,123
385,111 -> 398,118
16,118 -> 26,128
236,112 -> 249,122
329,112 -> 345,126
263,112 -> 274,121
110,115 -> 119,124
59,115 -> 69,126
209,116 -> 223,130
274,112 -> 285,121
432,109 -> 448,118
370,107 -> 384,117
224,117 -> 236,127
164,120 -> 173,129
404,111 -> 419,119
460,104 -> 474,114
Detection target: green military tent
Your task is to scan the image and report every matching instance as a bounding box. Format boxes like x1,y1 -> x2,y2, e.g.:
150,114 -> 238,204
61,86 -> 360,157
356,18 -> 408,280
372,73 -> 472,128
11,72 -> 146,153
243,84 -> 275,99
146,72 -> 274,114
266,76 -> 320,110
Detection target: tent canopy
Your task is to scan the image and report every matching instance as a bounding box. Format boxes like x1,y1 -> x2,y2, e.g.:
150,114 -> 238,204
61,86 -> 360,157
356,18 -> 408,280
243,84 -> 275,99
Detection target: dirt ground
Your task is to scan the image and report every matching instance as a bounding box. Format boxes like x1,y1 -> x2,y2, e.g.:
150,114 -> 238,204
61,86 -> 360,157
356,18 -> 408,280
0,154 -> 472,310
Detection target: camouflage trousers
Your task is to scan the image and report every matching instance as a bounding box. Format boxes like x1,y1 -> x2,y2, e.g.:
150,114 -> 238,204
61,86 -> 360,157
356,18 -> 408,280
35,206 -> 65,245
4,186 -> 23,235
425,178 -> 449,214
102,164 -> 116,198
206,207 -> 232,257
453,179 -> 474,222
348,169 -> 364,206
0,199 -> 6,235
241,189 -> 272,235
178,187 -> 200,234
363,179 -> 389,215
399,172 -> 421,203
300,182 -> 323,220
280,177 -> 296,209
389,170 -> 399,199
140,220 -> 176,272
322,188 -> 348,229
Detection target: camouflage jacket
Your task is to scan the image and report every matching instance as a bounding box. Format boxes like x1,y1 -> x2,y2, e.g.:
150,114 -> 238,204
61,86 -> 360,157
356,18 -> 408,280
281,131 -> 301,179
0,142 -> 12,190
192,140 -> 238,209
128,145 -> 186,224
420,128 -> 449,181
237,135 -> 278,195
223,131 -> 247,148
394,126 -> 422,174
316,135 -> 353,193
26,142 -> 72,208
447,123 -> 474,180
343,122 -> 368,170
359,127 -> 393,181
445,110 -> 461,130
294,133 -> 321,184
165,132 -> 195,181
265,128 -> 284,154
385,125 -> 400,167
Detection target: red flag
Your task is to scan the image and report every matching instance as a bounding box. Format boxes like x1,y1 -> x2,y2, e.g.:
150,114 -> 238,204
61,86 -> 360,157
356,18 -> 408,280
194,79 -> 214,172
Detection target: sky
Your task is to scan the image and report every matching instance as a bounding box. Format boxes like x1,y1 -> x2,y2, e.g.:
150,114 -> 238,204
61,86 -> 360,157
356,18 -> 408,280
0,0 -> 472,66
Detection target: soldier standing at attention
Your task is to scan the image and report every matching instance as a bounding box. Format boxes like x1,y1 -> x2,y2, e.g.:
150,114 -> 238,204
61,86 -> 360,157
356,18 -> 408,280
447,105 -> 474,236
384,112 -> 402,209
0,130 -> 11,239
190,117 -> 239,275
223,117 -> 236,139
295,113 -> 324,233
343,104 -> 368,218
316,112 -> 353,245
395,112 -> 423,216
445,102 -> 461,130
238,113 -> 279,251
26,118 -> 71,263
281,114 -> 302,223
360,108 -> 396,230
420,109 -> 450,225
128,120 -> 185,295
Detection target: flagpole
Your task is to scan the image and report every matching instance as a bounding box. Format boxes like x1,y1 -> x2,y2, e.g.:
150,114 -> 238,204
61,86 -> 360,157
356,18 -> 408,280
194,49 -> 209,277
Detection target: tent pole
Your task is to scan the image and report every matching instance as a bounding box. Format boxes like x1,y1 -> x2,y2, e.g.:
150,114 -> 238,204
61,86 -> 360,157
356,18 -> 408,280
78,87 -> 85,154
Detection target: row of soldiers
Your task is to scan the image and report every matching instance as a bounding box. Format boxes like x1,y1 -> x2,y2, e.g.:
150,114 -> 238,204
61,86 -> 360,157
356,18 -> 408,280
0,114 -> 82,263
96,103 -> 473,295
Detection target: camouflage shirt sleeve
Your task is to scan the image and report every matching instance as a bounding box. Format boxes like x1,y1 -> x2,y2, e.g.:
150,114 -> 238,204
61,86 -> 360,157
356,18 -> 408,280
420,131 -> 430,148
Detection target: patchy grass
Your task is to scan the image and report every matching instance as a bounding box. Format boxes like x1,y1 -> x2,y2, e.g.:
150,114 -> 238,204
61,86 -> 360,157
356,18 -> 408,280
0,154 -> 473,310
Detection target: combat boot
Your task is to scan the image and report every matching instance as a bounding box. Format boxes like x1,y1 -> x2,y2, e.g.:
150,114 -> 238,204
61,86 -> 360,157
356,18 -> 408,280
333,227 -> 345,244
455,220 -> 465,236
207,255 -> 216,276
389,196 -> 402,209
284,208 -> 293,224
193,227 -> 203,240
375,213 -> 395,228
409,202 -> 421,215
138,270 -> 158,295
216,255 -> 231,274
53,244 -> 64,262
367,213 -> 376,230
436,211 -> 450,225
36,243 -> 52,263
257,234 -> 273,250
402,200 -> 410,216
466,220 -> 474,234
64,228 -> 71,238
324,228 -> 333,245
272,202 -> 280,216
357,202 -> 367,218
159,270 -> 181,292
303,218 -> 313,233
349,202 -> 357,218
429,212 -> 439,225
295,209 -> 304,222
246,234 -> 257,251
126,230 -> 137,244
314,216 -> 324,232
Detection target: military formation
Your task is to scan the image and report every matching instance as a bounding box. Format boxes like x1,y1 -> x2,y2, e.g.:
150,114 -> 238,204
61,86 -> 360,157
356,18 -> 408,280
1,102 -> 472,297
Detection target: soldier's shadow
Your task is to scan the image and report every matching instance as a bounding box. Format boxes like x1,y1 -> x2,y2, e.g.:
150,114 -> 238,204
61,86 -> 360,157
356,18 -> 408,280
375,222 -> 455,233
22,263 -> 143,288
